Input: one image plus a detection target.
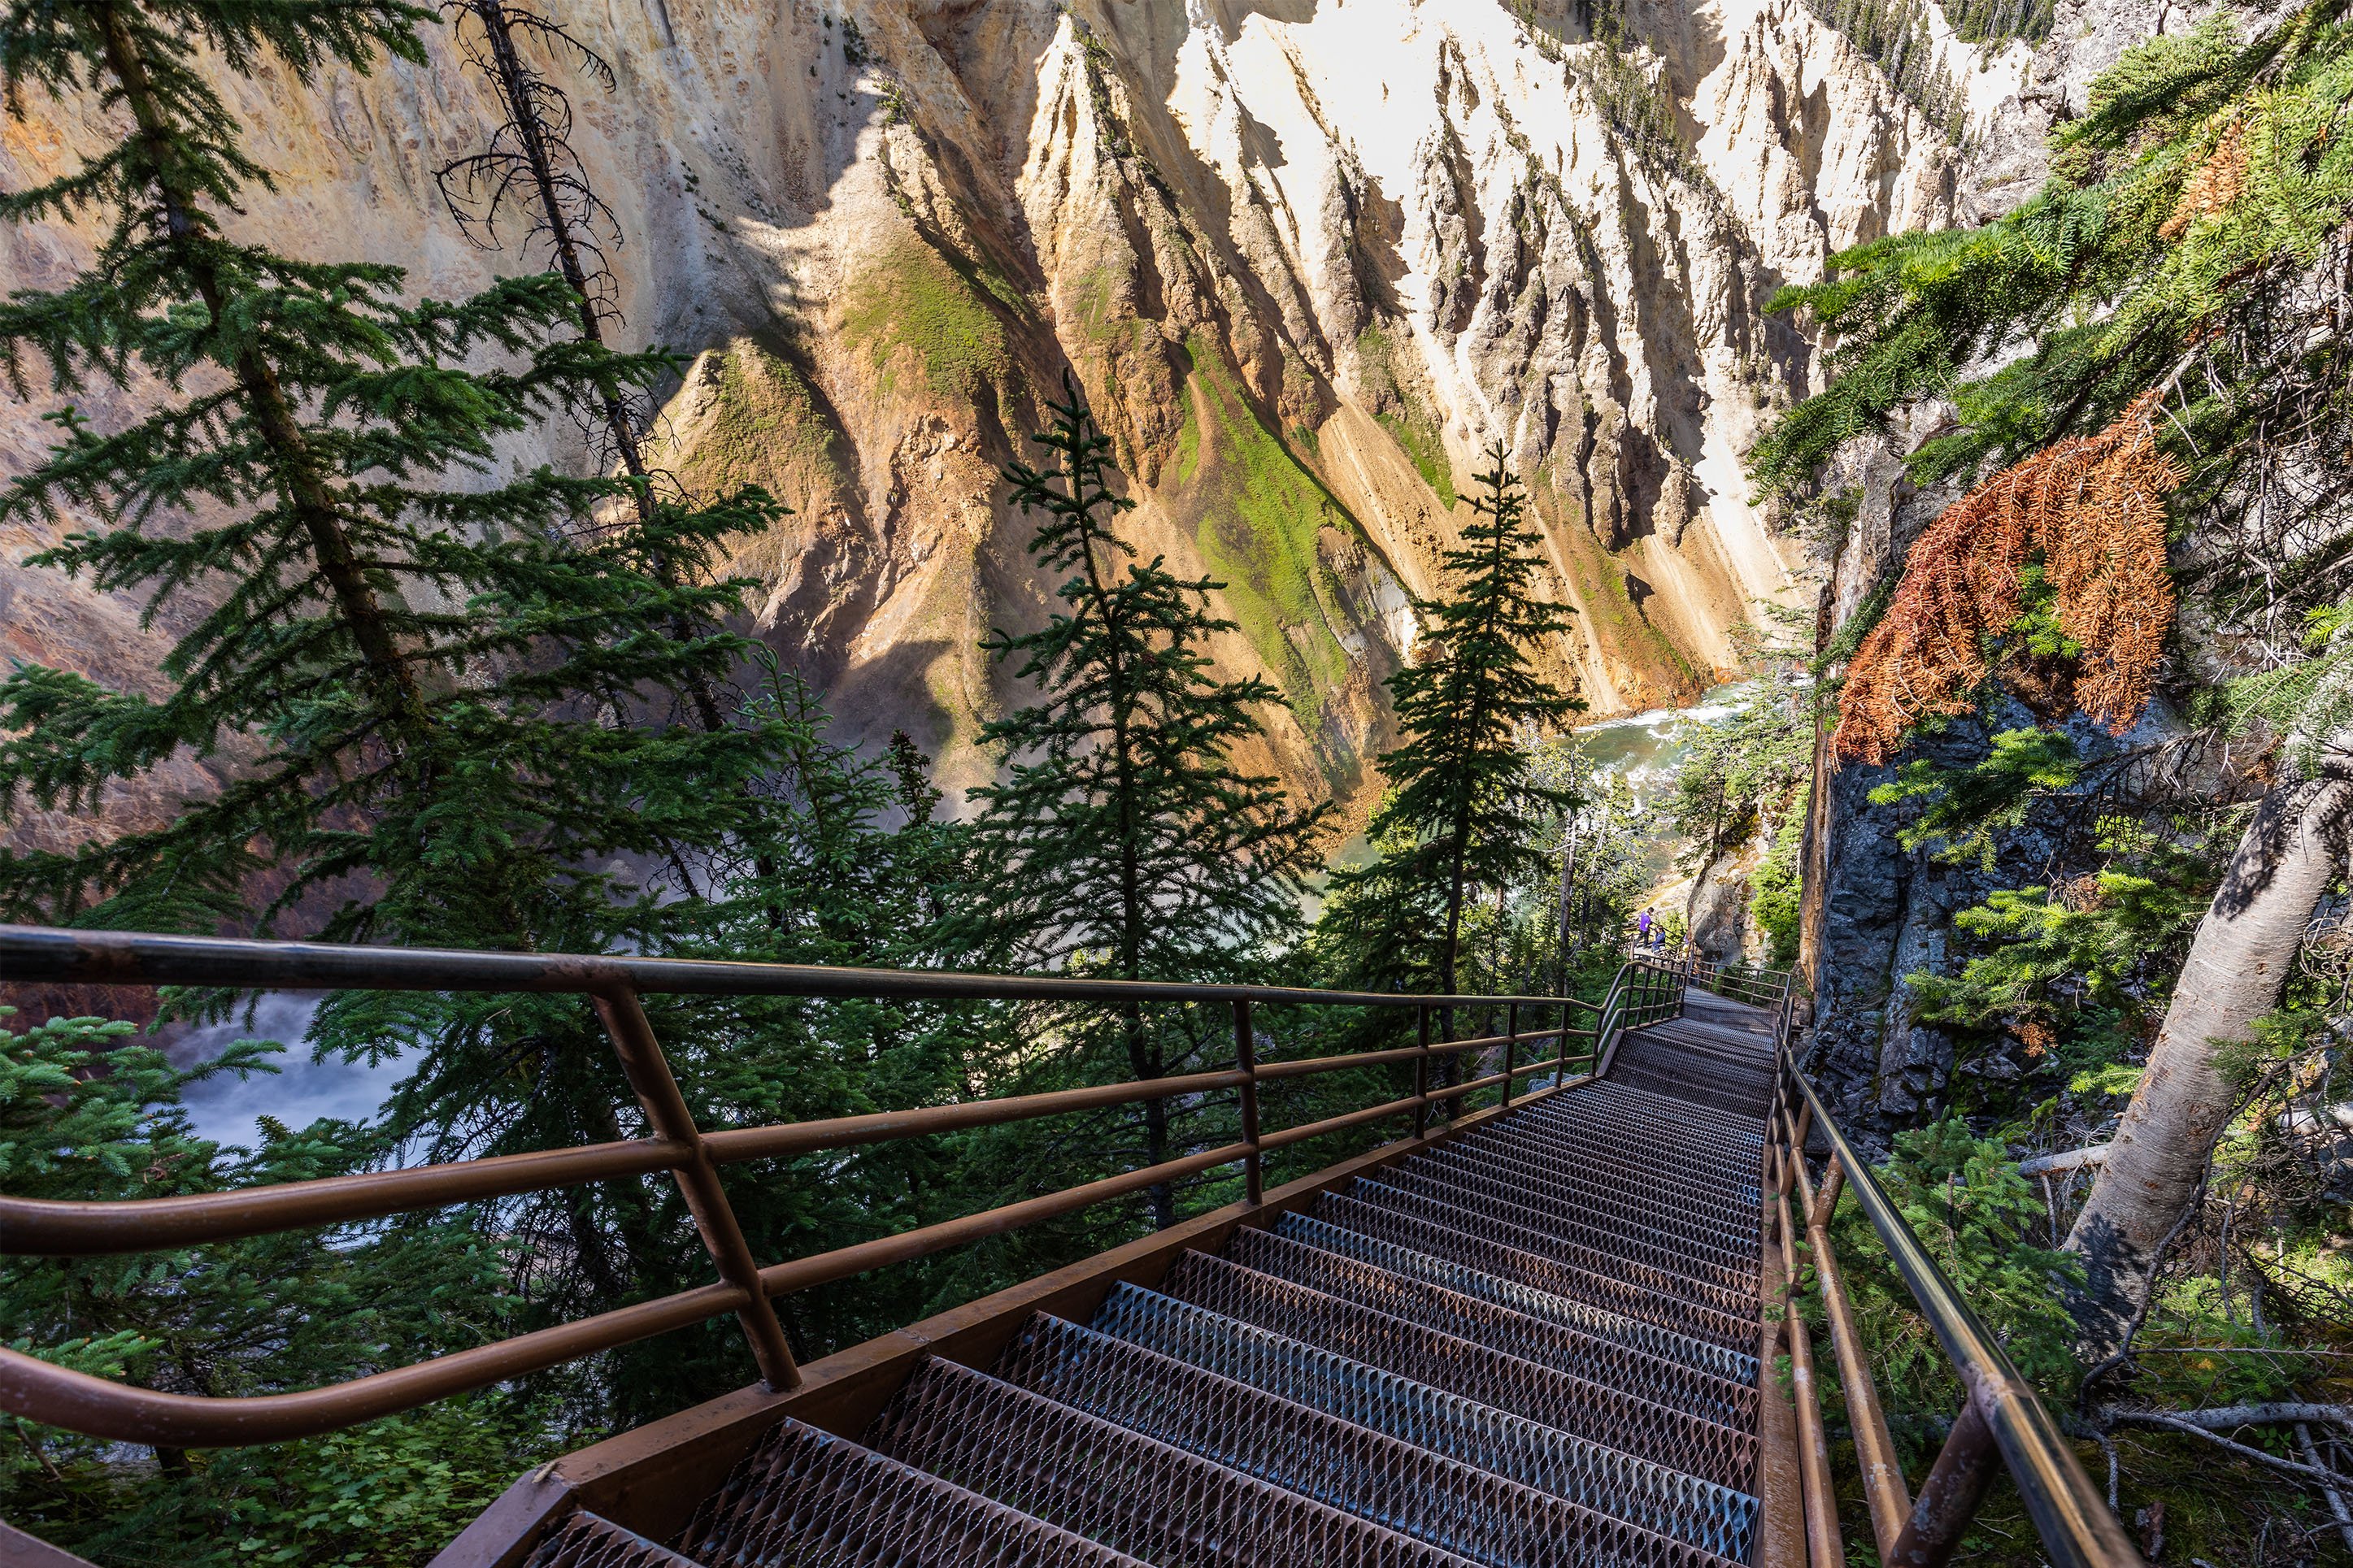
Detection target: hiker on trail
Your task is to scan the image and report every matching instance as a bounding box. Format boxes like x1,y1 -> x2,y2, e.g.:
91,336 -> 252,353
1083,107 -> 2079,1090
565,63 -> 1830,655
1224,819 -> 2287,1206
1636,910 -> 1652,947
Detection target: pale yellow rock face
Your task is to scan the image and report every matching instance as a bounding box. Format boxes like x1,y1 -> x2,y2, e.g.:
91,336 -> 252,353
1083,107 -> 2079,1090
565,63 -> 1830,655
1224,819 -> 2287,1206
0,0 -> 1994,814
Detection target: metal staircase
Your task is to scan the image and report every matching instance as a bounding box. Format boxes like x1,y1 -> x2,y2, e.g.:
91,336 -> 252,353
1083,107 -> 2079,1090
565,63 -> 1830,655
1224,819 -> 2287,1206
520,987 -> 1781,1568
0,927 -> 2145,1567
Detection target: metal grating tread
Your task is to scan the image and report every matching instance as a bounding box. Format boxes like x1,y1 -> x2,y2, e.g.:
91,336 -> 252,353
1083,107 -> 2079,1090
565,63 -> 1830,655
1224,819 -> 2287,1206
1157,1249 -> 1756,1488
1381,1158 -> 1761,1288
994,1313 -> 1742,1568
1594,1043 -> 1777,1119
867,1356 -> 1477,1567
1516,1092 -> 1765,1162
681,1416 -> 1148,1568
1344,1179 -> 1761,1345
1090,1284 -> 1760,1558
528,1514 -> 705,1568
1284,1206 -> 1758,1384
1477,1105 -> 1759,1175
628,989 -> 1800,1568
1420,1136 -> 1761,1240
1314,1188 -> 1757,1353
1240,1223 -> 1755,1424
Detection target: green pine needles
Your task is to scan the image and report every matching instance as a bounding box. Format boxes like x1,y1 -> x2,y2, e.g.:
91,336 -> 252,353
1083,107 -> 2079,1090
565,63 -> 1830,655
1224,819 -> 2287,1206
968,378 -> 1333,984
963,380 -> 1330,1227
0,0 -> 786,946
1320,444 -> 1582,1003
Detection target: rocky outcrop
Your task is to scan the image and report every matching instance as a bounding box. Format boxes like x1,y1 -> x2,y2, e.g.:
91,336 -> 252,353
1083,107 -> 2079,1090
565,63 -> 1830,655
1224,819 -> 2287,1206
1786,0 -> 2246,1140
2,0 -> 2007,819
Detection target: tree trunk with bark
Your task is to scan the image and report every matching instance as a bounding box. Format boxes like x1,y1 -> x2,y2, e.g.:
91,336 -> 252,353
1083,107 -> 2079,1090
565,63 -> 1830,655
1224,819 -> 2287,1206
2064,775 -> 2351,1362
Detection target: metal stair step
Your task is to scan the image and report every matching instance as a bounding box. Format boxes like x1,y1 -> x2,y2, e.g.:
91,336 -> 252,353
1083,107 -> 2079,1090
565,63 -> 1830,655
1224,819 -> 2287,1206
865,1356 -> 1477,1567
1285,1206 -> 1757,1385
1090,1284 -> 1760,1558
1420,1138 -> 1761,1241
526,1514 -> 703,1568
1496,1100 -> 1759,1171
1475,1115 -> 1763,1192
678,1415 -> 1148,1568
994,1313 -> 1743,1568
1245,1221 -> 1755,1424
1452,1132 -> 1763,1224
1522,1085 -> 1768,1155
1318,1187 -> 1758,1352
1385,1158 -> 1761,1288
1157,1249 -> 1756,1488
1351,1179 -> 1761,1330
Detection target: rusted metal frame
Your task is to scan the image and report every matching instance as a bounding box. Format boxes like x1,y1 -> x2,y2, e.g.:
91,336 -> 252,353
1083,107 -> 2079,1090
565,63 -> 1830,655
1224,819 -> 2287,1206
0,923 -> 1574,1011
1412,1004 -> 1432,1138
0,932 -> 1616,1454
1233,999 -> 1263,1205
592,988 -> 800,1391
755,1141 -> 1253,1296
0,1280 -> 746,1448
450,1087 -> 1588,1567
700,1067 -> 1250,1163
1777,1150 -> 1844,1567
1500,1001 -> 1517,1107
5,1065 -> 1268,1257
1792,1147 -> 1910,1554
1785,1067 -> 2146,1568
1887,1397 -> 2002,1566
1261,1096 -> 1425,1153
0,1136 -> 685,1256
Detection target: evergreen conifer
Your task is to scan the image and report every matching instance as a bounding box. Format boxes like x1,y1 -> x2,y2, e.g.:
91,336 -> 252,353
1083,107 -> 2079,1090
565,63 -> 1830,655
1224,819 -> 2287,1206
963,379 -> 1330,1227
1316,445 -> 1580,1076
0,0 -> 794,1394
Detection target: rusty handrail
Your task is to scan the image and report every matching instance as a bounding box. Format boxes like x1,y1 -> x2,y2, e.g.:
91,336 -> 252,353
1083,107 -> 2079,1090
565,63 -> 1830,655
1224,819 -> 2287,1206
1762,976 -> 2143,1568
0,923 -> 1684,1450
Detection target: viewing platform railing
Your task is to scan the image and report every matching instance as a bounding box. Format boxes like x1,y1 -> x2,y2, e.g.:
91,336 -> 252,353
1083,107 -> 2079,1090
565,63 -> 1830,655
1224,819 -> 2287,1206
0,923 -> 1684,1450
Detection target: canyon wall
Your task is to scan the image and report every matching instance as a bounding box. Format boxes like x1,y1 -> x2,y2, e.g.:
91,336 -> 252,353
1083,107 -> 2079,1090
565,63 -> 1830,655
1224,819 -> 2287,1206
2,0 -> 1988,819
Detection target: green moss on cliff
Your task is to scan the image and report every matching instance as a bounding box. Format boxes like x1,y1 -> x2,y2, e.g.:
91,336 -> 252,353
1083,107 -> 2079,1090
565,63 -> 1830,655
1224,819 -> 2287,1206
842,239 -> 1021,406
676,336 -> 846,506
1174,333 -> 1361,737
1354,323 -> 1455,508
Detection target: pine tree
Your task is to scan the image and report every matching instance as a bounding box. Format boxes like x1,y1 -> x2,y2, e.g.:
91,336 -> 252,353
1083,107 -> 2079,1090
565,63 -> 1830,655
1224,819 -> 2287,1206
963,379 -> 1331,1227
1321,444 -> 1581,1024
0,0 -> 796,1395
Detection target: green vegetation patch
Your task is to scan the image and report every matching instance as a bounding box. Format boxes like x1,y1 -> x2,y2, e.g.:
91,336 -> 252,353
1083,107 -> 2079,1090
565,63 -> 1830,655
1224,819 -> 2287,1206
1355,322 -> 1455,508
842,238 -> 1023,407
677,335 -> 846,505
1174,332 -> 1363,738
1537,463 -> 1703,694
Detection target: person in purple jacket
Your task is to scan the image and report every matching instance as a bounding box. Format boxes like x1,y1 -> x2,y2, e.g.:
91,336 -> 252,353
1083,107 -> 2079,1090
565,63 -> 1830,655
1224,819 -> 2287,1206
1636,909 -> 1653,947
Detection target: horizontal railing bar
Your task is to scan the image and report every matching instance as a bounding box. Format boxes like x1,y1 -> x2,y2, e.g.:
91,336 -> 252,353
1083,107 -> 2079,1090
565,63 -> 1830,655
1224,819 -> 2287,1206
1785,1067 -> 2143,1568
1255,1043 -> 1425,1080
1258,1095 -> 1425,1152
702,1071 -> 1250,1164
0,925 -> 1569,1010
0,1138 -> 688,1257
755,1142 -> 1254,1296
0,1282 -> 746,1448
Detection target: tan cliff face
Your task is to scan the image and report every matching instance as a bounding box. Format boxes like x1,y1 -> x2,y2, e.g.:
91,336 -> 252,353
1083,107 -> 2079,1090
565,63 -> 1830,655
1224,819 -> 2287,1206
0,0 -> 1992,819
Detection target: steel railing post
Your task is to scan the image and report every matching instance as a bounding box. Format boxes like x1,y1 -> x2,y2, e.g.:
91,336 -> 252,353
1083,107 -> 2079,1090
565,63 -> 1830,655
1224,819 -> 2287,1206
1413,1005 -> 1431,1138
1887,1398 -> 2002,1566
1233,999 -> 1263,1205
591,986 -> 802,1392
1501,1001 -> 1517,1107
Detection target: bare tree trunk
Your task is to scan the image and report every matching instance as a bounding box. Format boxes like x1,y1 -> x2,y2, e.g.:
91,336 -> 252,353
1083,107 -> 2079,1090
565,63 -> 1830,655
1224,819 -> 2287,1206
2064,776 -> 2351,1362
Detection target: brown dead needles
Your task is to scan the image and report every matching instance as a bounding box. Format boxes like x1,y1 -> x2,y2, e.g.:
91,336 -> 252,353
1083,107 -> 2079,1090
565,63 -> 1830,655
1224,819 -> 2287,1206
1833,394 -> 2182,766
